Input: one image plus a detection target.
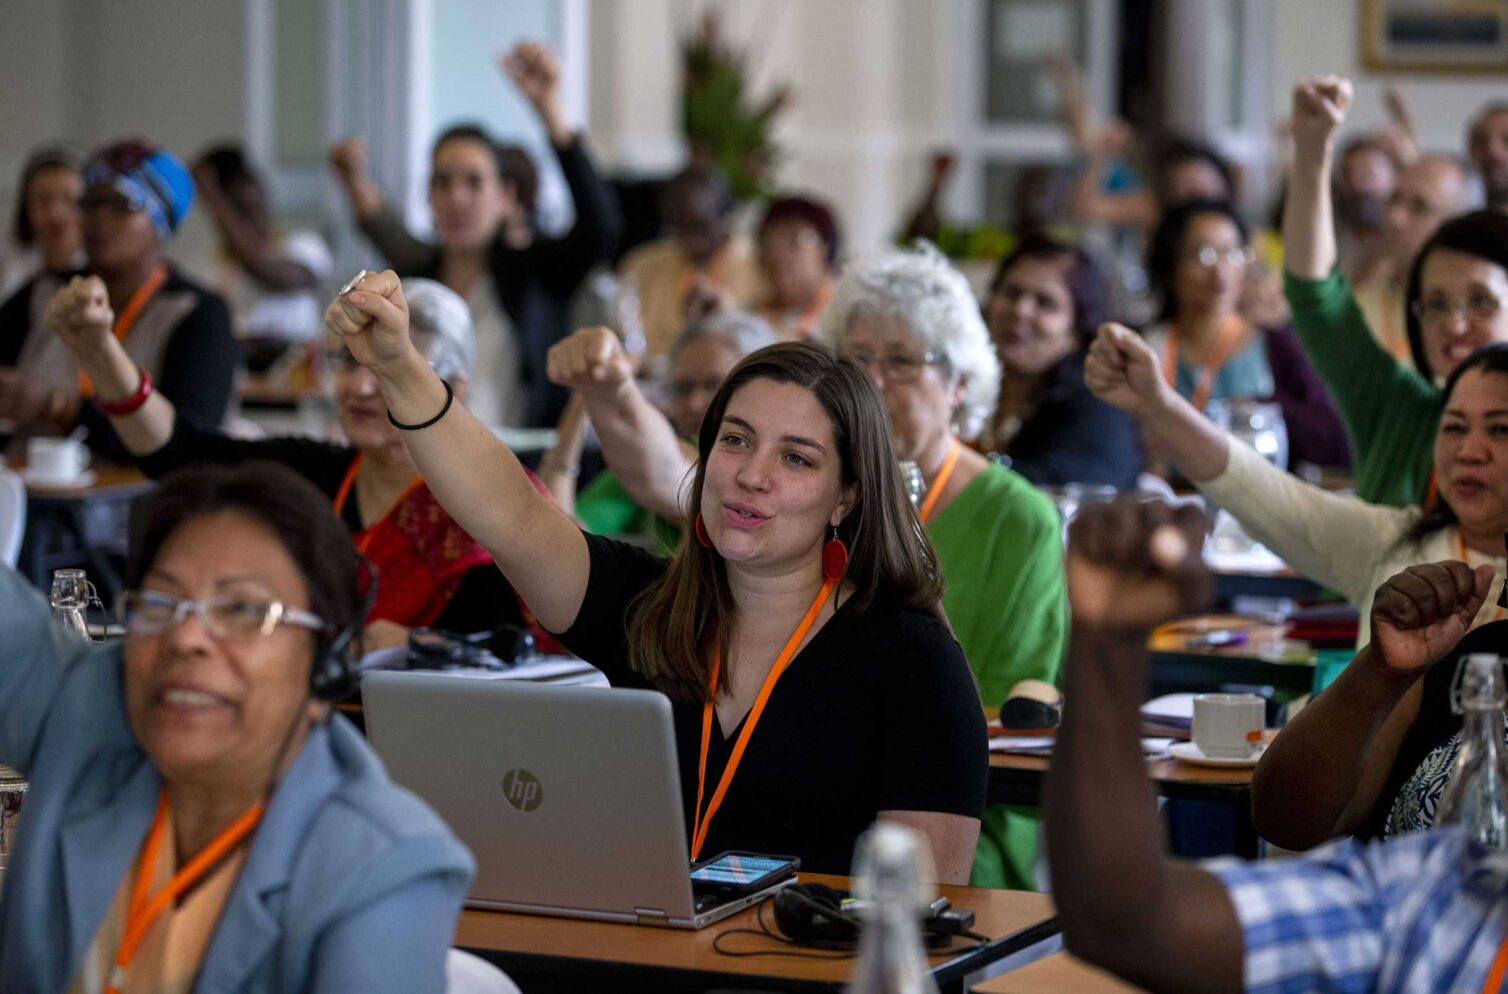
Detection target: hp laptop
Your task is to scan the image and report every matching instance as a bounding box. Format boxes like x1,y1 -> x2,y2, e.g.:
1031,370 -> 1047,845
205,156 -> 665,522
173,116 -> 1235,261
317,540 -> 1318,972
362,671 -> 795,928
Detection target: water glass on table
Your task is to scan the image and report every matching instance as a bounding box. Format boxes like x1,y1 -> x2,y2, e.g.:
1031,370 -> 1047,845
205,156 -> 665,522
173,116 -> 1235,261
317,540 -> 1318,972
1207,399 -> 1288,471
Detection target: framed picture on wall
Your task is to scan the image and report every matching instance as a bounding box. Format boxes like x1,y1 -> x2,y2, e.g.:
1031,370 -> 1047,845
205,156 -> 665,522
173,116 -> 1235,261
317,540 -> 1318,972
1361,0 -> 1508,72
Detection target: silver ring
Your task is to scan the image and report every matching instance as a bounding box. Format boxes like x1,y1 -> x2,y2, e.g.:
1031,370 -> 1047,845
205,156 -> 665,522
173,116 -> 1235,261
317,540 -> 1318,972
339,269 -> 369,296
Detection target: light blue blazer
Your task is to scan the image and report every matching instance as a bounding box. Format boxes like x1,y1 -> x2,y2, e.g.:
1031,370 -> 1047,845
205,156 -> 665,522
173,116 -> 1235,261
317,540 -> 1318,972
0,568 -> 475,992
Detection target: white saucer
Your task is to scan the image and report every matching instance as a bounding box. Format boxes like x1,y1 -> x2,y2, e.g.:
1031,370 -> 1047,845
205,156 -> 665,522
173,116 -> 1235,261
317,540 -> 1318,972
1169,741 -> 1264,768
21,468 -> 97,489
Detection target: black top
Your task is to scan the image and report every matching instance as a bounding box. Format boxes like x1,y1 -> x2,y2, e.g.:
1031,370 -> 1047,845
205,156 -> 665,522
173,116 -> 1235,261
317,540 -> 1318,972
136,416 -> 518,634
999,352 -> 1142,491
1358,621 -> 1508,840
552,533 -> 989,875
359,138 -> 623,428
0,268 -> 238,462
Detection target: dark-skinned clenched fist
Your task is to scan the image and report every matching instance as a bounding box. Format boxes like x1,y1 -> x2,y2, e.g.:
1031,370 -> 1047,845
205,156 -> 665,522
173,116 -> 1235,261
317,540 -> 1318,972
1370,561 -> 1496,675
1067,497 -> 1214,632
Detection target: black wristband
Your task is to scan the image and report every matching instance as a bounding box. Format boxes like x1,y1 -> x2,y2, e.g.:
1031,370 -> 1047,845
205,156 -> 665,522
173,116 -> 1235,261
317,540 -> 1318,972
387,380 -> 453,431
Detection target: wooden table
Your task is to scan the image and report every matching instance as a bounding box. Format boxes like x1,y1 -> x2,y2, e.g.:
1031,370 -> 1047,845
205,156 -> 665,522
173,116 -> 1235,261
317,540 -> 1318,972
455,872 -> 1058,993
1148,614 -> 1316,703
973,952 -> 1146,993
12,463 -> 153,603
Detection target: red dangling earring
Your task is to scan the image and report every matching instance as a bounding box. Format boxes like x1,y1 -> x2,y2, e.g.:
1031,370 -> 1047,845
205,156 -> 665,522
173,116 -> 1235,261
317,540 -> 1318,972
694,513 -> 713,548
822,527 -> 848,583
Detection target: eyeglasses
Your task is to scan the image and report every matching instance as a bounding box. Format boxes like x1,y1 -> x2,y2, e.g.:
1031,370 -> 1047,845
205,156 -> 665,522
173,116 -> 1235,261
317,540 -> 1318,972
118,590 -> 327,640
1411,291 -> 1508,325
79,191 -> 146,215
1185,245 -> 1254,269
841,349 -> 946,383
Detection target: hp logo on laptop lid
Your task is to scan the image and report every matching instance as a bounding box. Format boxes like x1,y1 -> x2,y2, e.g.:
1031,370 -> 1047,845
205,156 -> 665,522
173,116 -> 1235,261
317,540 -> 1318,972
502,769 -> 544,812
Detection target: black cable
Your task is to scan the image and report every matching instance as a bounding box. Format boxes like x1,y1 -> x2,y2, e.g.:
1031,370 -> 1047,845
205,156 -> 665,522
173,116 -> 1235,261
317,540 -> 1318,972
708,900 -> 991,960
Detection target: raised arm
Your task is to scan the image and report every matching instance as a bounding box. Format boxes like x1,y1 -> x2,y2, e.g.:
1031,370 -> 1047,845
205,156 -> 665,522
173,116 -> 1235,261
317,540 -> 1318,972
1283,75 -> 1351,280
192,161 -> 317,292
547,327 -> 695,522
1045,498 -> 1241,993
325,270 -> 589,631
1068,121 -> 1159,231
329,139 -> 439,275
1252,561 -> 1492,848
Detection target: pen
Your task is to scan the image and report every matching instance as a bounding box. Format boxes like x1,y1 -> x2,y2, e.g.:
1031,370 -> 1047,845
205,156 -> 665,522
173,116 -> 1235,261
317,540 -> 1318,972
1186,629 -> 1249,648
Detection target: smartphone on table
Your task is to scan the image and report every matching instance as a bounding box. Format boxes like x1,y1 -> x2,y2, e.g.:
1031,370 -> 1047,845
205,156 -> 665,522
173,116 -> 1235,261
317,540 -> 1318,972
690,851 -> 800,897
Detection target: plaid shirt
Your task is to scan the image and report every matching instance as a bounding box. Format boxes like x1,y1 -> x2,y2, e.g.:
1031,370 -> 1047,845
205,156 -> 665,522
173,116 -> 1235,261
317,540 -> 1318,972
1208,829 -> 1508,993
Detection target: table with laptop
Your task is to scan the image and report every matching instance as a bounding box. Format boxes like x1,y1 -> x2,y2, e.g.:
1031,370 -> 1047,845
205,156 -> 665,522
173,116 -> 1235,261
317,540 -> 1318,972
362,673 -> 1062,993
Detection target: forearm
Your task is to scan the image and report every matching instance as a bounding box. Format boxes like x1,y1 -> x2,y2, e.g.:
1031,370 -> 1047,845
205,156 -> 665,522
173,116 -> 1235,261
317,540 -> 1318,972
202,191 -> 315,291
73,338 -> 176,455
1135,394 -> 1230,482
1045,624 -> 1241,992
336,174 -> 385,222
374,351 -> 588,630
1282,143 -> 1337,280
537,394 -> 588,517
581,381 -> 693,521
1251,644 -> 1419,847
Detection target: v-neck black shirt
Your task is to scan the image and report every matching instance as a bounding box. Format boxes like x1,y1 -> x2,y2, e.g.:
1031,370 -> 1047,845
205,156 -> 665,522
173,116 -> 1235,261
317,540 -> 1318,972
553,533 -> 988,875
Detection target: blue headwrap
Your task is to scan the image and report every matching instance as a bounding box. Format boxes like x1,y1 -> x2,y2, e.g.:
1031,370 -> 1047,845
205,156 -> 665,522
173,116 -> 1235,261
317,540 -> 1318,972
83,141 -> 194,241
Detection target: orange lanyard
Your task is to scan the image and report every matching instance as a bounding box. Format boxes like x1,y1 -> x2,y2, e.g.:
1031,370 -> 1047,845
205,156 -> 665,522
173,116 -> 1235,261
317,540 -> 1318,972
690,577 -> 836,861
332,453 -> 423,555
105,790 -> 262,994
80,264 -> 169,397
1484,935 -> 1508,994
1161,316 -> 1247,412
1457,533 -> 1508,629
917,438 -> 961,524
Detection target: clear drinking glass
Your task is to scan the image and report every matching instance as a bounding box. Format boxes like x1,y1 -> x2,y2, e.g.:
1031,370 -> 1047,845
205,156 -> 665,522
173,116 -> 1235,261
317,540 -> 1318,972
898,462 -> 925,510
49,568 -> 97,641
1207,399 -> 1289,471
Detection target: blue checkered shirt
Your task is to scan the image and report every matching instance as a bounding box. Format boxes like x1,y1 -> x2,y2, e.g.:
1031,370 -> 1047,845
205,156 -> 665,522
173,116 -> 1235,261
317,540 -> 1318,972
1208,828 -> 1508,993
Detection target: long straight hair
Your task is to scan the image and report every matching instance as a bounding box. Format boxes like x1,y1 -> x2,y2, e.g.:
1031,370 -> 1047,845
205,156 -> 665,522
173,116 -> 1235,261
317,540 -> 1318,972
626,341 -> 946,703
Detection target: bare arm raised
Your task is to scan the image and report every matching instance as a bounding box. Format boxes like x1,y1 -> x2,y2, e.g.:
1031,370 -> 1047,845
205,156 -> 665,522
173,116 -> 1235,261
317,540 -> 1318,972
1283,75 -> 1352,280
546,326 -> 695,522
326,271 -> 590,631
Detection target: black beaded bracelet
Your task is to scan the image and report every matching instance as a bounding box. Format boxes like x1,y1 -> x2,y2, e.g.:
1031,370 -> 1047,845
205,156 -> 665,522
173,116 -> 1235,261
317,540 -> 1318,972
387,380 -> 453,431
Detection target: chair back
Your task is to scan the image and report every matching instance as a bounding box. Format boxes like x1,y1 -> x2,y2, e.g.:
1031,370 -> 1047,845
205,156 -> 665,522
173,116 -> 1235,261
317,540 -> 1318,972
0,467 -> 24,569
445,949 -> 521,994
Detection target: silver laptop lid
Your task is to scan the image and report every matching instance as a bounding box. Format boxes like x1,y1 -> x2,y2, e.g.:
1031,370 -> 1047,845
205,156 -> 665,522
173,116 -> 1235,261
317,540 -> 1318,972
362,672 -> 696,919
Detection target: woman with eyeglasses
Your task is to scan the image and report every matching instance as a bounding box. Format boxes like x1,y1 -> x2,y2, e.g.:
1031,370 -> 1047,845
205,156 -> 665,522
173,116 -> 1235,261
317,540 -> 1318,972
1287,75 -> 1508,508
1087,324 -> 1508,854
537,310 -> 776,553
0,141 -> 237,462
46,276 -> 544,651
325,270 -> 987,883
1143,199 -> 1350,472
0,462 -> 472,991
820,243 -> 1067,891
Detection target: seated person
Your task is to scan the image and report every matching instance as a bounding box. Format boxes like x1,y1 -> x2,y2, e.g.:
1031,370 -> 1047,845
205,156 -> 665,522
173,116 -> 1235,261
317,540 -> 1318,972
0,140 -> 237,461
326,271 -> 988,881
754,195 -> 840,340
1142,197 -> 1350,471
1047,497 -> 1508,994
1087,328 -> 1508,847
194,144 -> 334,343
2,144 -> 84,297
978,233 -> 1142,490
617,165 -> 765,359
48,275 -> 535,649
539,310 -> 776,552
0,462 -> 471,992
823,244 -> 1068,890
1287,75 -> 1508,506
1468,98 -> 1508,213
329,40 -> 622,428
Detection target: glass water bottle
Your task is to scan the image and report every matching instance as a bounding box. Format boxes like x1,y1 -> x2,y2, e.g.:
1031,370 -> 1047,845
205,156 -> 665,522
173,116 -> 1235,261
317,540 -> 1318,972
1435,653 -> 1508,850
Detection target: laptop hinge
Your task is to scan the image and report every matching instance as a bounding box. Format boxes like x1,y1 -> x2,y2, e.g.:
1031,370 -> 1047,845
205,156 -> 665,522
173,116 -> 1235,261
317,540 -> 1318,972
634,907 -> 670,926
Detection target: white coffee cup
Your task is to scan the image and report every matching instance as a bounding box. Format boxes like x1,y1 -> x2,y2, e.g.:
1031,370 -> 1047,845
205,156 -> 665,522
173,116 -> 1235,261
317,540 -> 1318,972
1192,693 -> 1266,759
27,437 -> 90,483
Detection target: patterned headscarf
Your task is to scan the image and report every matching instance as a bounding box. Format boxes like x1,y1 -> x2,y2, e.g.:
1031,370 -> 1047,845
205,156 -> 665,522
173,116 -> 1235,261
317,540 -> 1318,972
83,140 -> 194,241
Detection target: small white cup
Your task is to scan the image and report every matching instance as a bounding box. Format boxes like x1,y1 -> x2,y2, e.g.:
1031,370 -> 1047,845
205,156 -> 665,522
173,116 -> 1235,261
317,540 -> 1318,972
27,437 -> 90,483
1192,693 -> 1266,759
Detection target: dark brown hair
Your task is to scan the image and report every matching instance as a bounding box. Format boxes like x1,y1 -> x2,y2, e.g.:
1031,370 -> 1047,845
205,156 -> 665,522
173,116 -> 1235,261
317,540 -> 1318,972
626,341 -> 946,703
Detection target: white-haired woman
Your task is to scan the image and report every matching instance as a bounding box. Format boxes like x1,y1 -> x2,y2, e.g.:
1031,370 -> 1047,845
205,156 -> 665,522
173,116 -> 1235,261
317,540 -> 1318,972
48,276 -> 545,647
539,310 -> 777,549
822,242 -> 1067,892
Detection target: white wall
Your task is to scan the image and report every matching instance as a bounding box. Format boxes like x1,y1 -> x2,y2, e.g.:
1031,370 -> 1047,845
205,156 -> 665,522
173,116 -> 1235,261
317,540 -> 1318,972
1270,0 -> 1507,157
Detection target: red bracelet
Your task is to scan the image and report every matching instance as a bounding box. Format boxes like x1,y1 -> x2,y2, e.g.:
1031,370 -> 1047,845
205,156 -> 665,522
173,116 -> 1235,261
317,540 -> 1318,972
96,367 -> 153,416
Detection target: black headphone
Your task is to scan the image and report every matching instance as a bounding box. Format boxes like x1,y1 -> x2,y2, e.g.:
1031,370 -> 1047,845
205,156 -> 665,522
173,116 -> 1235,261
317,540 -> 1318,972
309,555 -> 379,702
772,883 -> 861,944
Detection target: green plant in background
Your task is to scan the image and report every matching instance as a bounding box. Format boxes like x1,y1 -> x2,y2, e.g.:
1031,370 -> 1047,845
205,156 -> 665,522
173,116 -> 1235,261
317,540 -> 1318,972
681,10 -> 790,202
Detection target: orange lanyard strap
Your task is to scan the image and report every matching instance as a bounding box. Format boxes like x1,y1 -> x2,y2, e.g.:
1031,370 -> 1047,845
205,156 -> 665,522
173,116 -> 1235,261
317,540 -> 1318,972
917,438 -> 961,524
1484,933 -> 1508,994
331,453 -> 424,555
80,264 -> 169,397
105,790 -> 262,994
1161,316 -> 1246,412
690,577 -> 836,861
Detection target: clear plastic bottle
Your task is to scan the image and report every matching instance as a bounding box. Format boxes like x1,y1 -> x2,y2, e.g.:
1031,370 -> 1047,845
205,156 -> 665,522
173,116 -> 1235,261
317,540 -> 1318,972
1435,653 -> 1508,850
843,823 -> 940,994
49,568 -> 92,641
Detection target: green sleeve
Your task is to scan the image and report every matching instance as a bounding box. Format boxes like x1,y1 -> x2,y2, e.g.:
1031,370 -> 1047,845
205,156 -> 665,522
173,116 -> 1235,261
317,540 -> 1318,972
1284,270 -> 1441,506
574,470 -> 644,536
